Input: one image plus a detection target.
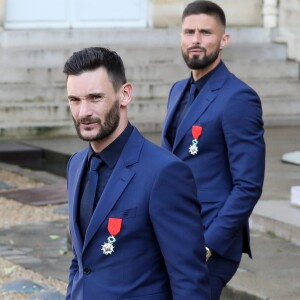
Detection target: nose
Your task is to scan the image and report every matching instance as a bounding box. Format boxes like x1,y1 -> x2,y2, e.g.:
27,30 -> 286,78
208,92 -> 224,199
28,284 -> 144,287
78,100 -> 92,118
192,32 -> 201,44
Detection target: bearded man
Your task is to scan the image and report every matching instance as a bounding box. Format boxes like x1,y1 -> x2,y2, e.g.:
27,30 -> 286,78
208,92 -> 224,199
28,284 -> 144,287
64,47 -> 210,300
161,1 -> 265,299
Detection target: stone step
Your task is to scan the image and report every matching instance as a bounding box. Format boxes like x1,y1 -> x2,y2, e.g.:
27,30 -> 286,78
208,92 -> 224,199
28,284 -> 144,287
262,96 -> 300,115
247,79 -> 300,97
0,27 -> 273,48
0,100 -> 166,123
250,200 -> 300,246
0,77 -> 299,102
228,60 -> 299,80
0,121 -> 74,139
0,102 -> 70,123
223,43 -> 287,61
2,97 -> 298,120
0,100 -> 166,139
0,82 -> 171,101
2,114 -> 300,140
1,96 -> 300,138
0,81 -> 170,101
0,83 -> 66,102
264,114 -> 300,127
0,120 -> 164,140
1,60 -> 298,84
0,42 -> 288,69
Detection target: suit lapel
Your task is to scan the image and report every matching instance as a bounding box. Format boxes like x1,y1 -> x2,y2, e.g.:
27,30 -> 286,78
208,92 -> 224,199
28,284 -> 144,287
172,85 -> 217,151
173,62 -> 230,152
161,79 -> 189,150
68,149 -> 88,255
82,128 -> 144,251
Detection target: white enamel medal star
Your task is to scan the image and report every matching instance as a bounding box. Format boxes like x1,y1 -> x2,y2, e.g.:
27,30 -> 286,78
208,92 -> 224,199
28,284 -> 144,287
189,126 -> 203,156
189,142 -> 199,155
101,218 -> 122,256
101,241 -> 115,255
101,235 -> 116,255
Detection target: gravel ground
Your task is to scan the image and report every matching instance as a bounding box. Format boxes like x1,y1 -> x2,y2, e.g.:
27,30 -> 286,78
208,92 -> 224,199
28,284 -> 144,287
0,167 -> 68,299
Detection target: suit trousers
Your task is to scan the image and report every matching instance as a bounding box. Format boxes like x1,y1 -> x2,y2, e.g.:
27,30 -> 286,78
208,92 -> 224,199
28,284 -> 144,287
207,252 -> 240,300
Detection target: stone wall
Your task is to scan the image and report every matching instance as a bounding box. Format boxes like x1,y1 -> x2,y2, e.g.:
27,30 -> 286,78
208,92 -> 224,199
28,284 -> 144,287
1,0 -> 299,62
153,0 -> 263,27
0,0 -> 265,28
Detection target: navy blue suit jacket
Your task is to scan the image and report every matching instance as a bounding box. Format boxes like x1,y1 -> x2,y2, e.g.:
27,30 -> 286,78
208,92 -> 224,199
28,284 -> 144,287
161,62 -> 265,262
66,127 -> 210,300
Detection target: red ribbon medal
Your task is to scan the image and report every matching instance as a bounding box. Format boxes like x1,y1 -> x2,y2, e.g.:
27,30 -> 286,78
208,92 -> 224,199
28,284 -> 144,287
189,125 -> 203,155
108,218 -> 122,236
192,125 -> 202,139
101,218 -> 122,255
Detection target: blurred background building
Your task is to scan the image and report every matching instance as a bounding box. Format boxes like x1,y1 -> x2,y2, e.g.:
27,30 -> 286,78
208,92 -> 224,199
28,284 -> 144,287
0,0 -> 299,139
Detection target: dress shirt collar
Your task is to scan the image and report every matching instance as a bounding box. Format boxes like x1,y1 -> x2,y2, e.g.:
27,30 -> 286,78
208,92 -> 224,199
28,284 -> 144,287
191,60 -> 223,91
87,122 -> 133,169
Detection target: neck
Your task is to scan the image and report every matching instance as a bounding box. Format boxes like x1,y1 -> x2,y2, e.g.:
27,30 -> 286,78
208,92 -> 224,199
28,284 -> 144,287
91,119 -> 129,153
192,58 -> 221,81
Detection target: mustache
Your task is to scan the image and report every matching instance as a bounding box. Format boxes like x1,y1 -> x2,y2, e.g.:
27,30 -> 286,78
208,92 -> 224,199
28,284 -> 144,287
77,117 -> 101,124
188,46 -> 206,51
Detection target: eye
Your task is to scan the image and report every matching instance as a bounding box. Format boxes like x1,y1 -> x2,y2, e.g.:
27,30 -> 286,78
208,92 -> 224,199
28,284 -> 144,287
184,29 -> 194,36
201,30 -> 211,36
68,97 -> 79,103
90,93 -> 104,102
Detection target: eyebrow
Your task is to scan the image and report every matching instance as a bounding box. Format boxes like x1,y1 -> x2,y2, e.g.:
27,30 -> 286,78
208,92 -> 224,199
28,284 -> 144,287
87,92 -> 104,98
183,27 -> 212,32
67,92 -> 104,100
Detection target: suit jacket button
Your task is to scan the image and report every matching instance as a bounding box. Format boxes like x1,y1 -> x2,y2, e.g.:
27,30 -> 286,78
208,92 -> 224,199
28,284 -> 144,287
83,267 -> 91,274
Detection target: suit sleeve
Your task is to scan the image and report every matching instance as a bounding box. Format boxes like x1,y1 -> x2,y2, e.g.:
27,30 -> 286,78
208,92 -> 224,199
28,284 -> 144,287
205,87 -> 265,256
65,156 -> 79,300
150,161 -> 210,300
65,250 -> 78,299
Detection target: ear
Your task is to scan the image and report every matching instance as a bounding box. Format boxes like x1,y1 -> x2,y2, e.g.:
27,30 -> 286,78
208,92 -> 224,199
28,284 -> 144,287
220,33 -> 230,50
119,82 -> 133,107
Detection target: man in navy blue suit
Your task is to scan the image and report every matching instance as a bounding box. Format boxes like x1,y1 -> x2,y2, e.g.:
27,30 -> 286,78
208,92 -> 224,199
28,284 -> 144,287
161,1 -> 265,299
63,47 -> 210,300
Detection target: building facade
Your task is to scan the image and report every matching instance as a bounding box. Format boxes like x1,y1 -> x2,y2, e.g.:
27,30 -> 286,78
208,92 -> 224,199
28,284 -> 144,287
0,0 -> 281,29
1,0 -> 299,61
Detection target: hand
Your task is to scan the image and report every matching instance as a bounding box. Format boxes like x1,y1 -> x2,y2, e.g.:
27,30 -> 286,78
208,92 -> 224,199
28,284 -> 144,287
205,246 -> 212,261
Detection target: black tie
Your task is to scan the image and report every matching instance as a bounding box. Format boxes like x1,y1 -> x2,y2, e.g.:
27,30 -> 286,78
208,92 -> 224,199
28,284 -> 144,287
188,83 -> 198,105
178,83 -> 198,125
79,155 -> 102,238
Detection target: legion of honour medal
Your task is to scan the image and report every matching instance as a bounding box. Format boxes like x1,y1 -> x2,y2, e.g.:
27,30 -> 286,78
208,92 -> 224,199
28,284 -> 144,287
189,125 -> 203,155
101,218 -> 122,255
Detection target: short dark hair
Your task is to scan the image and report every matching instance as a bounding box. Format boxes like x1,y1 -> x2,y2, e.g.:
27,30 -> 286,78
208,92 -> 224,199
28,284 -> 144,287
63,47 -> 127,91
182,0 -> 226,28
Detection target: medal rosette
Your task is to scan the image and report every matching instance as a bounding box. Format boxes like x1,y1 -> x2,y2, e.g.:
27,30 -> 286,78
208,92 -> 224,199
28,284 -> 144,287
101,218 -> 122,255
189,125 -> 203,155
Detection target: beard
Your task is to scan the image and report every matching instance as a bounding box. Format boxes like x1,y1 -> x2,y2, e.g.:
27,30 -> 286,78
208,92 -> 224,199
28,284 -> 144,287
73,99 -> 120,142
182,45 -> 220,70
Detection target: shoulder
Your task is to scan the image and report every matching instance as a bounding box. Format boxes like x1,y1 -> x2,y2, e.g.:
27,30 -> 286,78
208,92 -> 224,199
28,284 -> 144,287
129,128 -> 185,165
142,138 -> 192,172
67,148 -> 88,169
220,65 -> 259,98
69,147 -> 88,162
170,78 -> 189,93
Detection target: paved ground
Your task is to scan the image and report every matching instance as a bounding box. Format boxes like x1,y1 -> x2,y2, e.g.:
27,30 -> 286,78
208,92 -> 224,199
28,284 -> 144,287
23,126 -> 300,202
0,126 -> 300,299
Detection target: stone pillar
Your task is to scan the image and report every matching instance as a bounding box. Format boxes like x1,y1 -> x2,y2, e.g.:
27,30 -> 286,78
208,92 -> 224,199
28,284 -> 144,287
0,0 -> 5,29
276,0 -> 300,61
262,0 -> 279,28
